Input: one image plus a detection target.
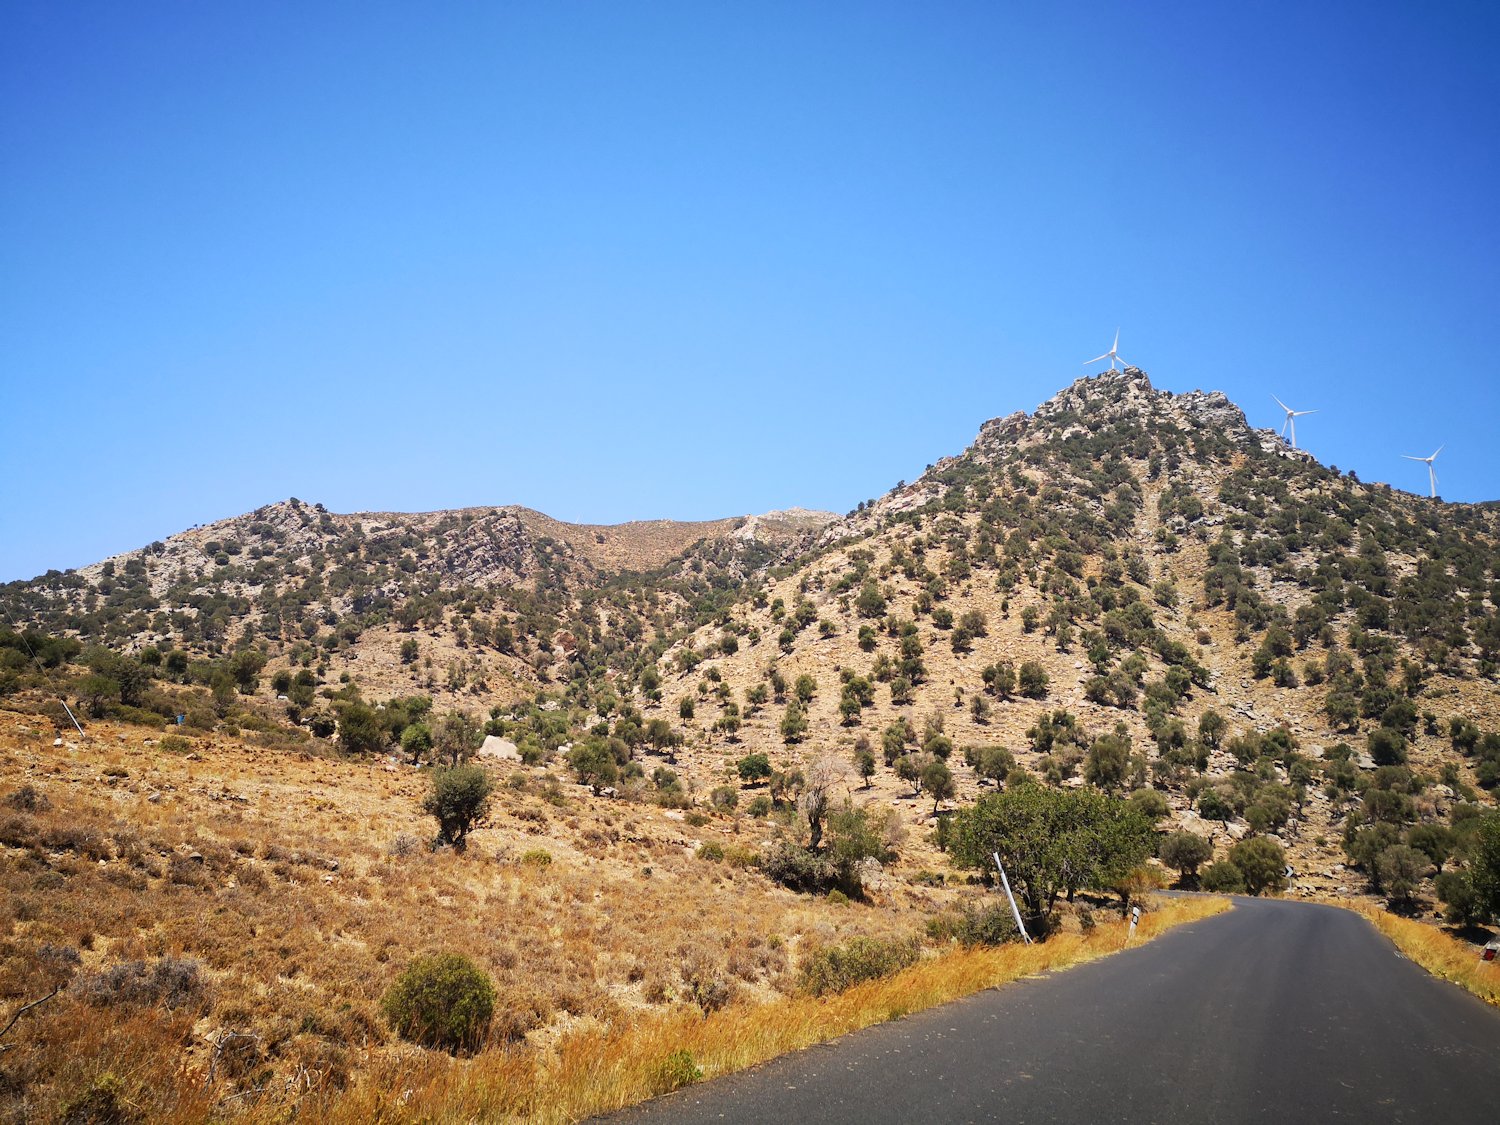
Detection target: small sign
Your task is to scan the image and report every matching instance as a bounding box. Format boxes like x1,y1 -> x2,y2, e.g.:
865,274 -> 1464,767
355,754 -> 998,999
1127,905 -> 1141,945
1483,941 -> 1499,963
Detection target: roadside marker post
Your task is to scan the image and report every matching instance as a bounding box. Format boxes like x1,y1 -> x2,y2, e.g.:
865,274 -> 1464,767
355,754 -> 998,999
1125,906 -> 1141,946
992,852 -> 1032,945
59,699 -> 86,738
1482,940 -> 1498,963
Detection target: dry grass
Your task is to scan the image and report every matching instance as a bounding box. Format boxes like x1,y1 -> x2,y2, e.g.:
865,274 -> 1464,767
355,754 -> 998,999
1346,904 -> 1500,1008
0,708 -> 1228,1123
304,894 -> 1229,1124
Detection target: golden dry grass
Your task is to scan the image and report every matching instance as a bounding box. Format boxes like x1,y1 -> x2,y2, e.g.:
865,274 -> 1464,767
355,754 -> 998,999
1346,904 -> 1500,1008
0,707 -> 1227,1123
304,895 -> 1229,1124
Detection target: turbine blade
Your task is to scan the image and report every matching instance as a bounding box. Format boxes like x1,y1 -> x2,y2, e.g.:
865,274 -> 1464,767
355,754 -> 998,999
1113,328 -> 1120,350
1431,445 -> 1444,458
1272,395 -> 1290,412
1084,352 -> 1110,364
1401,455 -> 1423,461
1296,409 -> 1318,416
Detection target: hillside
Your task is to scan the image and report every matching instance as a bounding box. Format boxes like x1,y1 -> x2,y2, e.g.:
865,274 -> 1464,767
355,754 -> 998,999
2,367 -> 1499,1120
646,369 -> 1500,888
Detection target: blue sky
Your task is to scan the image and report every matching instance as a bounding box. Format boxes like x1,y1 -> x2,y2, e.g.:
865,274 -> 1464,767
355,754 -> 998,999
2,1 -> 1497,582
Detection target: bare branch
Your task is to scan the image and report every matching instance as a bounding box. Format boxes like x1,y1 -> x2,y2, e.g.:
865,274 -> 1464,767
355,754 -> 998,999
0,986 -> 62,1050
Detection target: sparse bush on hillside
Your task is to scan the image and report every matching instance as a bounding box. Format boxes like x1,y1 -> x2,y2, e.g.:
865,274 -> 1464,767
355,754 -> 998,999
925,901 -> 1019,947
381,952 -> 496,1053
75,956 -> 206,1012
1017,661 -> 1050,699
799,935 -> 920,997
422,765 -> 493,852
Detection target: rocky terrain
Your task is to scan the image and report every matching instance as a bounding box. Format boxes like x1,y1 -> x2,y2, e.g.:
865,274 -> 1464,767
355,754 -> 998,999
4,367 -> 1499,895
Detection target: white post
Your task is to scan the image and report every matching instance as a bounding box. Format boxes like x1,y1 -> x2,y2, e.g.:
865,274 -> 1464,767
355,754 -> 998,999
1125,905 -> 1141,946
992,852 -> 1032,944
59,699 -> 86,738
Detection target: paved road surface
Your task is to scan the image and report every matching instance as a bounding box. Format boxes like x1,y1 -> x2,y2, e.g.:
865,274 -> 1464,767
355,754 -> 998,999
600,897 -> 1500,1124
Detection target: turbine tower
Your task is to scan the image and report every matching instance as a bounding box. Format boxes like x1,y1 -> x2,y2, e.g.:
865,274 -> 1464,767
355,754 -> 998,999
1272,395 -> 1317,449
1084,330 -> 1129,372
1402,446 -> 1443,499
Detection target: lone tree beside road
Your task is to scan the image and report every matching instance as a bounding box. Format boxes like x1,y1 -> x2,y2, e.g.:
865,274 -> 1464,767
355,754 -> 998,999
948,783 -> 1154,933
1160,831 -> 1215,886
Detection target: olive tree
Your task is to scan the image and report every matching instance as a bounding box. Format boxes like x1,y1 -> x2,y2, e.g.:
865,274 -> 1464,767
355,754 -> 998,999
423,765 -> 493,852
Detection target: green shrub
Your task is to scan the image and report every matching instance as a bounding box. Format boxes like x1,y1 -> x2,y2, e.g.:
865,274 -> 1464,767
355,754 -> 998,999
800,936 -> 920,996
926,902 -> 1019,947
698,841 -> 725,862
648,1049 -> 702,1095
519,848 -> 553,867
381,952 -> 496,1053
1200,859 -> 1246,893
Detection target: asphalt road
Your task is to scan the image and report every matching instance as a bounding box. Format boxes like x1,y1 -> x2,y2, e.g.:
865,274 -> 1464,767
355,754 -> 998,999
599,897 -> 1500,1124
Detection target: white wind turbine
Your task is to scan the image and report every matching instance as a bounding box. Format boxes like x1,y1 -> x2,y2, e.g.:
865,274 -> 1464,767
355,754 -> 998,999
1083,329 -> 1130,372
1272,395 -> 1317,449
1402,445 -> 1443,499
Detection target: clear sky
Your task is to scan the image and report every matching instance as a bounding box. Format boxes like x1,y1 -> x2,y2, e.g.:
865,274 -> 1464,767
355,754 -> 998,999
3,1 -> 1497,582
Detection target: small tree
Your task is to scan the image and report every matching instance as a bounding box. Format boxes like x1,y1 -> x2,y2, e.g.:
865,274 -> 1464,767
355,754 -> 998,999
923,758 -> 955,812
568,741 -> 619,794
1368,728 -> 1407,768
1374,845 -> 1431,909
436,711 -> 483,768
1018,661 -> 1050,699
852,740 -> 876,788
1198,710 -> 1226,751
1084,734 -> 1130,792
400,722 -> 434,765
423,765 -> 493,852
1159,831 -> 1214,885
381,952 -> 496,1053
1197,787 -> 1234,826
780,700 -> 808,744
737,753 -> 772,784
338,701 -> 386,754
1228,837 -> 1286,896
800,755 -> 846,850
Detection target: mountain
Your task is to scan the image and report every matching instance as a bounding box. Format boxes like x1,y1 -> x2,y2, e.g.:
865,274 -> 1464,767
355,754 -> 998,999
4,366 -> 1500,1124
3,368 -> 1499,892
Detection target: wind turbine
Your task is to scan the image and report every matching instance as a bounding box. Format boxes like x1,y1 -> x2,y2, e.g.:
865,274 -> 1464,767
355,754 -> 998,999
1272,395 -> 1317,449
1402,446 -> 1443,498
1083,329 -> 1130,372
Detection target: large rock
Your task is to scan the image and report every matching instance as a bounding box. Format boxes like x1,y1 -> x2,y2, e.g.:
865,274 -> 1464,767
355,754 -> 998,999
478,735 -> 520,761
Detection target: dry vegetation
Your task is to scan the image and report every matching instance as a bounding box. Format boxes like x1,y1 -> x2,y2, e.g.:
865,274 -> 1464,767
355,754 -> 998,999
4,368 -> 1500,1119
1345,903 -> 1500,1007
0,710 -> 1205,1122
